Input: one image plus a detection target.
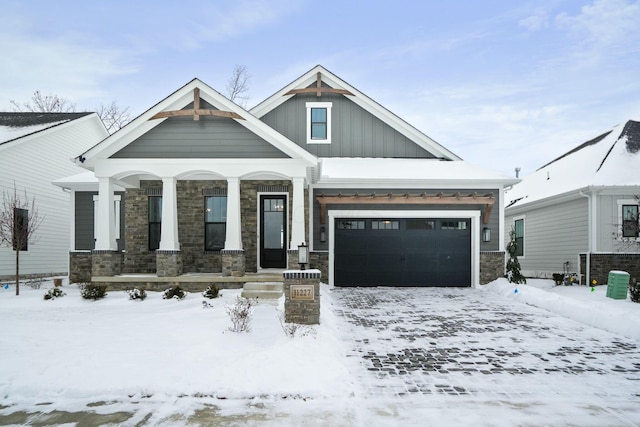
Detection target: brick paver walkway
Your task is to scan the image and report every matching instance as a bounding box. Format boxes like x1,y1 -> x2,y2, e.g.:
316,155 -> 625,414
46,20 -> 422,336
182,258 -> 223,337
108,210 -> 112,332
331,287 -> 640,406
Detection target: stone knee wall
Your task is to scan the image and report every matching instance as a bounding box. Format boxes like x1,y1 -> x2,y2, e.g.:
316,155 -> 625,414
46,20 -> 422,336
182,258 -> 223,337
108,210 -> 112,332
480,251 -> 505,285
92,250 -> 123,277
580,253 -> 640,286
156,250 -> 183,277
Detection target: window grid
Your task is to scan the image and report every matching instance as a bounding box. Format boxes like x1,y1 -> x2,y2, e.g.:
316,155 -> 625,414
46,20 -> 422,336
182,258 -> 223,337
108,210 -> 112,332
205,196 -> 227,251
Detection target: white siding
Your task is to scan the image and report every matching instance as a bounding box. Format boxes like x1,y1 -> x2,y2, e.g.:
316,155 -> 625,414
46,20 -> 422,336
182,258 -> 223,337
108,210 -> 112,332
0,116 -> 108,277
505,197 -> 589,277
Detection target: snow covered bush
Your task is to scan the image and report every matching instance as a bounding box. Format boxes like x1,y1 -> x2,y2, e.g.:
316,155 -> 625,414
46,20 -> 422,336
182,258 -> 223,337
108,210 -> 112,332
163,285 -> 186,300
202,285 -> 220,299
26,277 -> 44,289
629,282 -> 640,303
126,288 -> 147,301
80,283 -> 107,300
225,296 -> 255,332
44,287 -> 65,300
506,228 -> 526,284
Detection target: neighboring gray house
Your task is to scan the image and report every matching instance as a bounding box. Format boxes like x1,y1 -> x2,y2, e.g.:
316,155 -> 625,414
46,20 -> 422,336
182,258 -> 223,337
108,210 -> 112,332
505,119 -> 640,286
0,112 -> 109,279
59,65 -> 517,287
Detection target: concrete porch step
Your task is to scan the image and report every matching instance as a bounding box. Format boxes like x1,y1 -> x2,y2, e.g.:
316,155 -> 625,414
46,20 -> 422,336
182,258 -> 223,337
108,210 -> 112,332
241,281 -> 283,302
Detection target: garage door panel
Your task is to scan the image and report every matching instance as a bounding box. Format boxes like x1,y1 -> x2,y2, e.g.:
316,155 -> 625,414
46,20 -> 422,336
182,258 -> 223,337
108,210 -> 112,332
334,217 -> 471,287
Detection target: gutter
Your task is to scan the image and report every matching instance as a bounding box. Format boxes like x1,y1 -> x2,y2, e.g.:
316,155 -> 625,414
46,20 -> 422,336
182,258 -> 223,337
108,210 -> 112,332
579,187 -> 597,286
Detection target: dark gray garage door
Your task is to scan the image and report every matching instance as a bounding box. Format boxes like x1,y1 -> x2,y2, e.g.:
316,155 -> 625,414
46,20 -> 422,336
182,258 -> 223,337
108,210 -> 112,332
334,218 -> 471,287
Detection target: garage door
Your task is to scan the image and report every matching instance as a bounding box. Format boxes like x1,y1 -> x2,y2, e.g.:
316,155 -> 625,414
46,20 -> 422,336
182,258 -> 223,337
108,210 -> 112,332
334,218 -> 471,287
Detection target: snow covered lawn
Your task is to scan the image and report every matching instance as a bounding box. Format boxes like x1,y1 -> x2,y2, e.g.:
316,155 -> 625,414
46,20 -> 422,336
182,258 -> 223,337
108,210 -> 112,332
0,277 -> 638,426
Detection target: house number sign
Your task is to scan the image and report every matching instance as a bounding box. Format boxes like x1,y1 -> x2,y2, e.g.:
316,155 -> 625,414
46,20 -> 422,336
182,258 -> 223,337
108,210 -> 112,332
290,284 -> 314,300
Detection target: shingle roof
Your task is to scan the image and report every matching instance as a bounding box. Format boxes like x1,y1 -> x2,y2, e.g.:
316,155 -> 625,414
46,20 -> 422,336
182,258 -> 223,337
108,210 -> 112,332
0,112 -> 93,145
0,112 -> 91,127
506,119 -> 640,208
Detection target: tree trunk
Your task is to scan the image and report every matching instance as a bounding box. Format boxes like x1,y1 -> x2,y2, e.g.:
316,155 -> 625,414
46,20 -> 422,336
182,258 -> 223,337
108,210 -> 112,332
15,249 -> 19,296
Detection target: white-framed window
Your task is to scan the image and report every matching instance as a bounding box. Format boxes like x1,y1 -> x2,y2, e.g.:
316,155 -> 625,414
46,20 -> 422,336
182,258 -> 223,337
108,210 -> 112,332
513,216 -> 525,257
306,102 -> 332,144
617,199 -> 640,239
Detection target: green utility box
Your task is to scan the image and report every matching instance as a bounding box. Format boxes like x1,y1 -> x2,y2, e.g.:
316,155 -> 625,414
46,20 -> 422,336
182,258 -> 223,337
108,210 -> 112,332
606,270 -> 630,300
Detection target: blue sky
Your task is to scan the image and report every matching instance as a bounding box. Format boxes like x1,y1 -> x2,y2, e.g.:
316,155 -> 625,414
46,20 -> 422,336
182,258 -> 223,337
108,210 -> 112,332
2,0 -> 639,177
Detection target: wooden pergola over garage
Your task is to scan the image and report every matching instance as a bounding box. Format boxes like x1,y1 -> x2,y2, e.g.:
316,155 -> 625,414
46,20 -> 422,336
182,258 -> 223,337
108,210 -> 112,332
315,192 -> 495,224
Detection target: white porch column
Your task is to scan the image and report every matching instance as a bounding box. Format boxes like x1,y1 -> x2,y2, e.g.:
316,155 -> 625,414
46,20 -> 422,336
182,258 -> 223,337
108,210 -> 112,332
95,177 -> 116,250
290,176 -> 306,249
224,177 -> 243,250
159,177 -> 180,251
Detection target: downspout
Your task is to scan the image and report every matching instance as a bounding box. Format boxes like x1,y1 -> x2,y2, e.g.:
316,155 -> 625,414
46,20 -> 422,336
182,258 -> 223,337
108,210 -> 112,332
579,188 -> 595,285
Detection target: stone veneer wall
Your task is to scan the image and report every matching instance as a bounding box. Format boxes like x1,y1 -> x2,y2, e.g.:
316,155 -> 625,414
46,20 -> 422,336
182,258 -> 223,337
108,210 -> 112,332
123,181 -> 160,274
580,253 -> 640,286
69,251 -> 92,283
310,251 -> 329,282
480,251 -> 505,285
177,180 -> 226,273
240,180 -> 308,273
120,179 -> 309,275
156,250 -> 183,277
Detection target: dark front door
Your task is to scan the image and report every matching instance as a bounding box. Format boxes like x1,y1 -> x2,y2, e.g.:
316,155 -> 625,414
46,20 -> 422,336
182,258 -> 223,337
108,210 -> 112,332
260,195 -> 287,269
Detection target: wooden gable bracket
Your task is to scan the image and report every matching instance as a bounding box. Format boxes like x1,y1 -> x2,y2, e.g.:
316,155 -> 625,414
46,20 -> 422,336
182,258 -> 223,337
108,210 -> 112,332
150,88 -> 245,121
284,72 -> 355,97
315,192 -> 496,225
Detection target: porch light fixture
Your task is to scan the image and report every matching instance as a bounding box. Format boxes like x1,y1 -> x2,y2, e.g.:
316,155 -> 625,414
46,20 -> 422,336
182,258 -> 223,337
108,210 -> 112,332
320,226 -> 326,243
482,227 -> 491,242
298,242 -> 309,270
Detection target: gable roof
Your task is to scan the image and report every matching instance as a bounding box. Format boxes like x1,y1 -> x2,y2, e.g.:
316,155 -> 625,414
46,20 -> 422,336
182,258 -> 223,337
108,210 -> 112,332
506,119 -> 640,209
77,78 -> 317,168
0,112 -> 93,145
251,65 -> 462,161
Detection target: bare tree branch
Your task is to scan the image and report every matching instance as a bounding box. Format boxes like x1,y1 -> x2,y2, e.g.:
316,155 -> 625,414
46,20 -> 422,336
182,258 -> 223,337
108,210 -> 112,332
10,90 -> 76,113
96,101 -> 131,134
0,183 -> 44,296
225,64 -> 251,108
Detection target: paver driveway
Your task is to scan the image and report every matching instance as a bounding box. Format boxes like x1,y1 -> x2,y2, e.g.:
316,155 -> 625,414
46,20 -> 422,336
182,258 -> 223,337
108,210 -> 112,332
331,286 -> 640,425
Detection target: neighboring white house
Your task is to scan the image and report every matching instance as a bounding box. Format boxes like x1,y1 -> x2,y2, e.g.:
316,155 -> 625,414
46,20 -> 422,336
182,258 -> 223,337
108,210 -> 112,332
505,119 -> 640,286
0,113 -> 109,279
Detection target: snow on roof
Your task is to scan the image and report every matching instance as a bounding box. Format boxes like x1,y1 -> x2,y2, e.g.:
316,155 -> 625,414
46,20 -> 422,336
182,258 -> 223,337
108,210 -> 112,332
506,120 -> 640,208
318,158 -> 518,185
0,121 -> 68,144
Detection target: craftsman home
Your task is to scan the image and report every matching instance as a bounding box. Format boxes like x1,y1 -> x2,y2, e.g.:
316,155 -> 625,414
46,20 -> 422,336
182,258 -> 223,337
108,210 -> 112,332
0,112 -> 108,279
505,119 -> 640,286
59,65 -> 517,287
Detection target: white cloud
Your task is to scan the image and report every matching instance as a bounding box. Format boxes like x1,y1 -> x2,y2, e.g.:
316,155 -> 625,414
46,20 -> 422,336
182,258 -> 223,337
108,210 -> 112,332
0,13 -> 137,109
519,10 -> 550,31
555,0 -> 640,48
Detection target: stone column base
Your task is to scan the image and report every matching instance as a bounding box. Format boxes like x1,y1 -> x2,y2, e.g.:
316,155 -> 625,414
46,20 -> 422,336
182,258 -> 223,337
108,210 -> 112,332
221,249 -> 245,277
283,269 -> 321,325
156,250 -> 183,277
70,251 -> 92,283
91,250 -> 123,277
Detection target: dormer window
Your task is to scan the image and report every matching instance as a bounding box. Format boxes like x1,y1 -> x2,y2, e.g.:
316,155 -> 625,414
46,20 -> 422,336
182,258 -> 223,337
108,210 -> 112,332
306,102 -> 332,144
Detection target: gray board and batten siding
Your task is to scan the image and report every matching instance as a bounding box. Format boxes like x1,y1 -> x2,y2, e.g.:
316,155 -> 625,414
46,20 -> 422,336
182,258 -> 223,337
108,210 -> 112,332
74,191 -> 125,251
111,100 -> 289,159
261,89 -> 437,158
313,188 -> 501,252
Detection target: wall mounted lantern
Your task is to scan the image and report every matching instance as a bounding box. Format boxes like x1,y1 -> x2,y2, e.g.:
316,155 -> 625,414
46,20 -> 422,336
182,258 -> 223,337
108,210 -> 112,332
298,242 -> 309,270
482,227 -> 491,242
320,226 -> 326,243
